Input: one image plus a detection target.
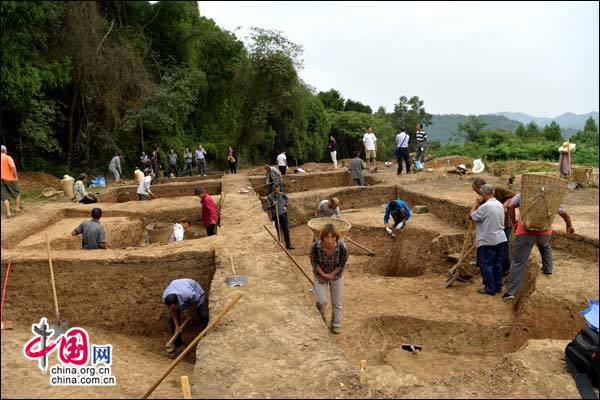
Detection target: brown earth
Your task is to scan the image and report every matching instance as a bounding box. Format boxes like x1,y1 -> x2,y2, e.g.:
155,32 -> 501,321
1,158 -> 598,399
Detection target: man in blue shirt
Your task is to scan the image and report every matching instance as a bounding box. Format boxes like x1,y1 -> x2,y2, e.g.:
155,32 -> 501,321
163,278 -> 209,353
384,199 -> 412,230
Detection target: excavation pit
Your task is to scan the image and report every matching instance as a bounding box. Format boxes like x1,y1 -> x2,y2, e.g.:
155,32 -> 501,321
249,170 -> 380,196
1,251 -> 216,340
98,180 -> 222,203
288,223 -> 467,277
14,216 -> 212,250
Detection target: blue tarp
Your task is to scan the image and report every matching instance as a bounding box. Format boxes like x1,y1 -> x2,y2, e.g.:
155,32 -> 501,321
89,176 -> 106,188
581,299 -> 599,332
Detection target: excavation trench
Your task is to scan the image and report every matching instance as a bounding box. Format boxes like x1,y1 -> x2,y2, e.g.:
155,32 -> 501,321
249,170 -> 381,196
98,180 -> 222,203
15,208 -> 217,250
288,222 -> 470,278
1,252 -> 216,342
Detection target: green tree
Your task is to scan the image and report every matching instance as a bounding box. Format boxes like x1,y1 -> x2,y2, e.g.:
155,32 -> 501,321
344,99 -> 372,114
317,89 -> 344,111
457,115 -> 487,143
0,1 -> 70,169
392,95 -> 432,150
542,121 -> 563,142
583,116 -> 598,133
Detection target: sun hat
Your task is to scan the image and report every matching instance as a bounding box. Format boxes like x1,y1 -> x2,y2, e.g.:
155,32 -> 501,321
472,159 -> 485,174
457,164 -> 467,171
558,141 -> 576,153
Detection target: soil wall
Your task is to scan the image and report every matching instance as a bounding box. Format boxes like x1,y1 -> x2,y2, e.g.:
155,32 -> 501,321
1,251 -> 215,337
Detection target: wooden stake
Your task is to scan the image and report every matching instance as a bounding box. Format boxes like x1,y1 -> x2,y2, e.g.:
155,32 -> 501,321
180,376 -> 192,399
1,260 -> 13,330
359,359 -> 367,385
142,293 -> 242,399
46,235 -> 61,322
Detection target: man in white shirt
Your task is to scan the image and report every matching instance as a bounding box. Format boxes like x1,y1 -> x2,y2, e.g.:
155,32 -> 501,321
395,127 -> 411,175
277,150 -> 288,175
362,126 -> 377,172
137,169 -> 155,200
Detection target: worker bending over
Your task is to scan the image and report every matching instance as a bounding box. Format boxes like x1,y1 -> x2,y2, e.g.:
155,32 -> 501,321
384,198 -> 411,231
316,197 -> 341,218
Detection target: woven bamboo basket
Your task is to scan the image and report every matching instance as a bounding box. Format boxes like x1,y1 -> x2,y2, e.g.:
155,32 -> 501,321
146,222 -> 173,244
572,167 -> 592,186
307,218 -> 352,240
520,174 -> 567,230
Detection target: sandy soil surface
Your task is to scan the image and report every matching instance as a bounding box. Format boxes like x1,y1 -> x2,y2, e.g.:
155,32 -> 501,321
1,162 -> 598,399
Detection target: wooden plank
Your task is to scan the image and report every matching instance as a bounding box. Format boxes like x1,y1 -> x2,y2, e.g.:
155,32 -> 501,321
180,376 -> 192,399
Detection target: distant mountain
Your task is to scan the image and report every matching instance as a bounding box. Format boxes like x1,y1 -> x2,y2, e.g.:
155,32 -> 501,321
492,111 -> 598,130
428,114 -> 522,143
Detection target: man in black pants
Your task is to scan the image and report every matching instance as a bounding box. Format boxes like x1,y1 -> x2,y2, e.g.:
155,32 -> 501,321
267,184 -> 294,250
163,278 -> 209,354
395,127 -> 410,175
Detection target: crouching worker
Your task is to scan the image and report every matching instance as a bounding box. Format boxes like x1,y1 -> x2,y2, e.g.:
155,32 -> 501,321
384,198 -> 411,230
311,224 -> 348,334
169,218 -> 191,243
163,278 -> 209,354
74,174 -> 97,204
315,197 -> 341,218
137,168 -> 155,200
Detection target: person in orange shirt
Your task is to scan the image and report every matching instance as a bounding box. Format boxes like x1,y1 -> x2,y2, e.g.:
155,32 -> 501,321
1,145 -> 23,219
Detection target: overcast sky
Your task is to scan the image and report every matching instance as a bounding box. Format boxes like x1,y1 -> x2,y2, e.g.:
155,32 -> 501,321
198,1 -> 599,117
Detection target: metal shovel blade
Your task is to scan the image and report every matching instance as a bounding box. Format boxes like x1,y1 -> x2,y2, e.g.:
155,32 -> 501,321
49,319 -> 69,337
225,275 -> 248,288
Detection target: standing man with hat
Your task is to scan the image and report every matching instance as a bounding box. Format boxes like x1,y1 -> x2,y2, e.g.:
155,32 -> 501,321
558,141 -> 576,178
1,145 -> 24,219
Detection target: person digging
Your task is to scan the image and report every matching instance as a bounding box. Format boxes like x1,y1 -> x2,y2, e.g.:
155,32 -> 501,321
383,198 -> 412,234
315,197 -> 341,218
162,278 -> 209,354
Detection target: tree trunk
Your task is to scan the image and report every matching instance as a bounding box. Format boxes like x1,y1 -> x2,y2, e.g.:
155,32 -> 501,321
67,85 -> 78,162
140,121 -> 144,152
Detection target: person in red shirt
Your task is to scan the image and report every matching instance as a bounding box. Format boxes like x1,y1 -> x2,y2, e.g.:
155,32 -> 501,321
502,193 -> 574,299
195,186 -> 218,236
1,145 -> 23,219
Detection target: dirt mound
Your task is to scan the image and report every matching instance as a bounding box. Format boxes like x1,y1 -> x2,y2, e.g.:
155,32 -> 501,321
488,161 -> 558,177
430,155 -> 473,168
18,172 -> 62,192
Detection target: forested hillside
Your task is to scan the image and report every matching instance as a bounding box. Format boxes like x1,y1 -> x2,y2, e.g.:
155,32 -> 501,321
1,1 -> 597,175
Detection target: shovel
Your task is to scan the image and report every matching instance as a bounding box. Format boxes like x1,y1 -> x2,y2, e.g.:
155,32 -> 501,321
225,255 -> 247,287
46,235 -> 68,336
445,221 -> 474,288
